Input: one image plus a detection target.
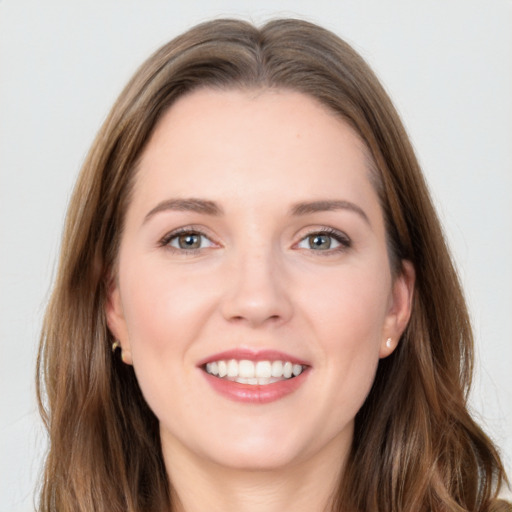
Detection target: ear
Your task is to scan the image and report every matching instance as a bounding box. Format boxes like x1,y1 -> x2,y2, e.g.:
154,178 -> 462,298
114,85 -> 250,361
379,260 -> 415,358
105,277 -> 133,365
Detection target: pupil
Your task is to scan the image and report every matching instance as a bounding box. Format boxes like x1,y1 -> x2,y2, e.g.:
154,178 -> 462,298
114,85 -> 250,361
310,234 -> 331,249
179,233 -> 200,249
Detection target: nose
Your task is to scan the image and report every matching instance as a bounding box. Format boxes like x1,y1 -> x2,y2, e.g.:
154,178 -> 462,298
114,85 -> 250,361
220,248 -> 293,328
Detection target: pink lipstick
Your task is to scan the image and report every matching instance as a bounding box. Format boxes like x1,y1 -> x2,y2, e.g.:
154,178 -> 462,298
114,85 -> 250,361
198,349 -> 310,404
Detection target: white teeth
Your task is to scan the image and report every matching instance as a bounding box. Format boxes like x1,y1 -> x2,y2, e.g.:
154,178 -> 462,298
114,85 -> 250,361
218,360 -> 227,378
205,358 -> 305,384
206,361 -> 220,375
271,360 -> 283,377
255,361 -> 272,378
238,360 -> 255,378
227,359 -> 238,377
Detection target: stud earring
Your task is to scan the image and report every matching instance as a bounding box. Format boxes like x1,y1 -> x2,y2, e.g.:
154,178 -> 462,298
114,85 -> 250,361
112,339 -> 131,364
386,337 -> 392,348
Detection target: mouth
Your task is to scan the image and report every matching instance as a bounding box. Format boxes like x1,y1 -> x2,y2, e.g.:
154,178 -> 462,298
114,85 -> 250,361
203,359 -> 305,385
199,350 -> 310,404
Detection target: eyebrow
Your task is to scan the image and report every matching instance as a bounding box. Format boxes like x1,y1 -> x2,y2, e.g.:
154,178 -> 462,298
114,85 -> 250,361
143,197 -> 370,225
290,200 -> 370,225
144,198 -> 224,223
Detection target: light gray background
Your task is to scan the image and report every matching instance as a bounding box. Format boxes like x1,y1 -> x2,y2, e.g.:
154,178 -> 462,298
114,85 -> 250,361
1,1 -> 511,510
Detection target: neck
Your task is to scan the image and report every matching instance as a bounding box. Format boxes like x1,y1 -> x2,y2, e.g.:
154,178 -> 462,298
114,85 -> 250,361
163,435 -> 349,512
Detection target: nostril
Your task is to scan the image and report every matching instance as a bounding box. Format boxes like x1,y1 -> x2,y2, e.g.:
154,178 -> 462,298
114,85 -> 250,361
219,275 -> 293,327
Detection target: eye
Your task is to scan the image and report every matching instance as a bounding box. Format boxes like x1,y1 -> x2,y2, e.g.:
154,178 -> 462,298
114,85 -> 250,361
161,229 -> 216,251
296,229 -> 350,252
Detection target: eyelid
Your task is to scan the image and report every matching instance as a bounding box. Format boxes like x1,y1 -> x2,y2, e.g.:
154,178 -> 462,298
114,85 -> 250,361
158,225 -> 220,252
293,226 -> 352,252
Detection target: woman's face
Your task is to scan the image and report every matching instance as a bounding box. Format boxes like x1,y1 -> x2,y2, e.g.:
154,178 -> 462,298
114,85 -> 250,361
107,88 -> 414,472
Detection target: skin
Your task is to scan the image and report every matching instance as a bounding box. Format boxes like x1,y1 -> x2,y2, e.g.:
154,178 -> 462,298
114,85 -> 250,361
106,88 -> 415,512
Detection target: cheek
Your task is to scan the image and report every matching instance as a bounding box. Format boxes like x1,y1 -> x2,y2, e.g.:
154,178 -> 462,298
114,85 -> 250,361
298,263 -> 390,406
118,258 -> 207,357
302,262 -> 391,346
117,260 -> 208,416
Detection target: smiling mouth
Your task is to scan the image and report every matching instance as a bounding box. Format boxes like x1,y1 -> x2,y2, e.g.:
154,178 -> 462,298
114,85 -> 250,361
204,359 -> 306,385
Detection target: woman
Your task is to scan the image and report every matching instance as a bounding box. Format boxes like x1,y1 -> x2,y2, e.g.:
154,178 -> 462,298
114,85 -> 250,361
37,18 -> 510,512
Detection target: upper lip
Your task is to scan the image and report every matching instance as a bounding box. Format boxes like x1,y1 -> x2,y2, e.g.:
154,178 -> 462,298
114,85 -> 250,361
197,348 -> 310,367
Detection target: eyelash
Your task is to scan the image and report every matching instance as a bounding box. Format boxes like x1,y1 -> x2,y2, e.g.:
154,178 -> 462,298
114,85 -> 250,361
158,226 -> 351,255
295,227 -> 352,254
158,226 -> 216,254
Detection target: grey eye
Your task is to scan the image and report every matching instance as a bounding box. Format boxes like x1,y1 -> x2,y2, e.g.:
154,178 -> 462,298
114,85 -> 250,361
309,234 -> 332,250
168,232 -> 214,250
298,233 -> 341,250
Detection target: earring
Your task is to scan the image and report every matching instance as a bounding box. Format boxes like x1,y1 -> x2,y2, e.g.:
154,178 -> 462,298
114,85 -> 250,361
112,339 -> 131,364
386,337 -> 392,348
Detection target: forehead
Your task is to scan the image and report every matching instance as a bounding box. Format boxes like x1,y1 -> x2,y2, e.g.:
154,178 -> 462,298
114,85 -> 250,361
132,88 -> 380,218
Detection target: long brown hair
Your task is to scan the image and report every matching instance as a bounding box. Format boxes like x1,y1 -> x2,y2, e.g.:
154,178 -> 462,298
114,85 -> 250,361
37,18 -> 509,511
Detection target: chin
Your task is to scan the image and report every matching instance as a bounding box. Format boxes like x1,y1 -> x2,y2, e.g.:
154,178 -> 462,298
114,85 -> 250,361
195,420 -> 343,472
206,441 -> 304,472
162,421 -> 312,472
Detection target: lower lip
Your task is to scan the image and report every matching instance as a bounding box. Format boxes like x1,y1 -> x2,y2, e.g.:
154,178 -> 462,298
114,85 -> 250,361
201,370 -> 309,404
